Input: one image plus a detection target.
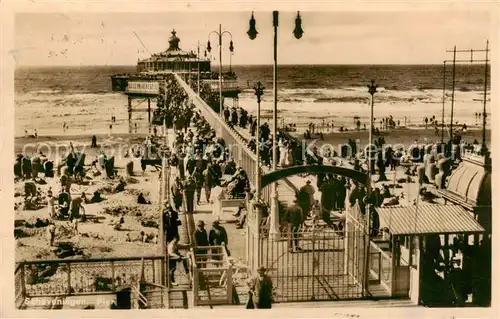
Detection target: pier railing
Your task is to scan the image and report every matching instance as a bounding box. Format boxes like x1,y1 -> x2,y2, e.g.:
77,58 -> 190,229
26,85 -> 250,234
174,74 -> 271,204
202,79 -> 240,92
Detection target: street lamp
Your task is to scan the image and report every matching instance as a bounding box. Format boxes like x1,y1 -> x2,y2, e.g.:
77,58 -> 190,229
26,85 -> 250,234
193,42 -> 208,94
207,25 -> 234,114
363,79 -> 377,297
247,11 -> 304,237
254,81 -> 264,200
367,80 -> 377,178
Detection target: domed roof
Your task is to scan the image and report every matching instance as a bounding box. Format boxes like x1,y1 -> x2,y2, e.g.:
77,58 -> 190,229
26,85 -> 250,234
443,153 -> 491,208
168,30 -> 180,51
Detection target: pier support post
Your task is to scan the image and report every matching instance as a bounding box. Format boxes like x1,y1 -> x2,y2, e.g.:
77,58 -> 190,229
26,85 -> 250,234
128,96 -> 132,134
148,98 -> 151,134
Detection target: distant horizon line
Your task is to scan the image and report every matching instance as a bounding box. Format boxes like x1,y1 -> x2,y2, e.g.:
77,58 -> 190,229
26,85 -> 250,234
16,62 -> 478,68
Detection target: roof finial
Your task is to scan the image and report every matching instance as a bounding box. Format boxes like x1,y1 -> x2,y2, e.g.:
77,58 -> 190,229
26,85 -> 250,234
172,29 -> 176,36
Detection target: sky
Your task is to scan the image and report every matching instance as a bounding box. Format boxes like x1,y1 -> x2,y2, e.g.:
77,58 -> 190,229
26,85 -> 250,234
13,10 -> 493,66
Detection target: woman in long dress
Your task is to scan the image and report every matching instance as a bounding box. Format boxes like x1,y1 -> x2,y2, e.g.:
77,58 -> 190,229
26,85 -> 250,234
210,180 -> 225,221
279,140 -> 291,168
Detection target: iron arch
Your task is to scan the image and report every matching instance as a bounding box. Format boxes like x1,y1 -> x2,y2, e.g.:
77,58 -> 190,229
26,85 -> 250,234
260,165 -> 369,189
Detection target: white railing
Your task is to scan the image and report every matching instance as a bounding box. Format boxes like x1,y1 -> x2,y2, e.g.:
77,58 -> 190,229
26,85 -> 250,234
126,81 -> 160,94
202,79 -> 240,92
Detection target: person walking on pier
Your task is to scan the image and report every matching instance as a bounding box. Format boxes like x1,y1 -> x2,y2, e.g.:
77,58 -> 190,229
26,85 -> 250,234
164,203 -> 181,242
210,179 -> 225,221
209,220 -> 229,263
183,176 -> 196,213
283,199 -> 303,252
171,176 -> 183,211
299,180 -> 315,209
193,220 -> 209,268
193,167 -> 204,205
202,164 -> 215,204
250,119 -> 257,137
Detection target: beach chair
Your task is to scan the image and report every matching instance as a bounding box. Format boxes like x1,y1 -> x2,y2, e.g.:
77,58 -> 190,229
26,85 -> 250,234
44,161 -> 54,178
24,182 -> 37,197
21,157 -> 32,178
14,160 -> 22,178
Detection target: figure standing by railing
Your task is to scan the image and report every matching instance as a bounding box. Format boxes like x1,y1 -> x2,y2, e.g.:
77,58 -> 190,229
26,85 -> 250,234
209,220 -> 229,265
167,236 -> 190,286
283,199 -> 303,252
193,220 -> 209,268
246,266 -> 273,309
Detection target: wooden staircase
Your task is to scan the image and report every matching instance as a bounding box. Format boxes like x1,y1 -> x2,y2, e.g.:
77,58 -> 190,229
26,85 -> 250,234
191,245 -> 234,307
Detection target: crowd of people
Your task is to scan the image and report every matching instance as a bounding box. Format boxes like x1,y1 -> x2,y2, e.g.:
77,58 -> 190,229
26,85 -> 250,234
148,77 -> 255,285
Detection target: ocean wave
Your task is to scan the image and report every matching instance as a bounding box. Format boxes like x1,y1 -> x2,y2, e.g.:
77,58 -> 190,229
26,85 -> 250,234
237,86 -> 481,105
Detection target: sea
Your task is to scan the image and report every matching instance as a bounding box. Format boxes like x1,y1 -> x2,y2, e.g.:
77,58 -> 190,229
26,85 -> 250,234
15,64 -> 490,137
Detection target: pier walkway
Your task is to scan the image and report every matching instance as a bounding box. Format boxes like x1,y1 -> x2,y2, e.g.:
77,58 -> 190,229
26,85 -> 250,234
175,74 -> 316,208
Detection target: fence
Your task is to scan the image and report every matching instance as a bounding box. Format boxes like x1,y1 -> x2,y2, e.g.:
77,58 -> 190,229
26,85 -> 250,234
344,202 -> 367,294
203,79 -> 240,92
15,255 -> 166,308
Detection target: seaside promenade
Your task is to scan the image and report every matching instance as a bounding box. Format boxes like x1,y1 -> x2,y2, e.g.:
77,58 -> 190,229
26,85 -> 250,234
16,74 -> 423,310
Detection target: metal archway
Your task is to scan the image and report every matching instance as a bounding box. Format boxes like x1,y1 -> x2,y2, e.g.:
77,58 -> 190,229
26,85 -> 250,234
260,165 -> 369,189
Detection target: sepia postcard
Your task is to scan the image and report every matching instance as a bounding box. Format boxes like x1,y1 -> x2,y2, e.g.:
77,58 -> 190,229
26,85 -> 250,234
0,1 -> 498,318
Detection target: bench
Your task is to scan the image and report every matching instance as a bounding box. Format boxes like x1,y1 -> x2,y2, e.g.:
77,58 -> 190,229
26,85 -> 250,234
220,199 -> 244,208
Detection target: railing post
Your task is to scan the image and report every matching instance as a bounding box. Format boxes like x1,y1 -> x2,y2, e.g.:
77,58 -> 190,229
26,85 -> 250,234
193,262 -> 199,306
378,252 -> 382,284
226,264 -> 233,304
66,263 -> 71,295
344,215 -> 349,275
20,263 -> 26,300
152,259 -> 156,284
111,261 -> 116,292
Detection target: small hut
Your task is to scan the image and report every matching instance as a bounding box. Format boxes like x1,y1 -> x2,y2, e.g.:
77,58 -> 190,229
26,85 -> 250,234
437,152 -> 492,234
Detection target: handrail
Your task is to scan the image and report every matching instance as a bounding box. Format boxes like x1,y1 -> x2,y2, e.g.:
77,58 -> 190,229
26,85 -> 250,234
370,240 -> 391,261
18,255 -> 165,265
174,74 -> 259,163
131,285 -> 148,308
190,248 -> 200,307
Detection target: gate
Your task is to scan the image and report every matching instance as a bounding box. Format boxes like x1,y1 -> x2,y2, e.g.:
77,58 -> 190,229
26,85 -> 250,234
246,209 -> 366,302
344,201 -> 367,293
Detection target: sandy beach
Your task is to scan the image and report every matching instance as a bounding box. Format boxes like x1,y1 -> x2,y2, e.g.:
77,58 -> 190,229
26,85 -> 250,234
14,132 -> 164,262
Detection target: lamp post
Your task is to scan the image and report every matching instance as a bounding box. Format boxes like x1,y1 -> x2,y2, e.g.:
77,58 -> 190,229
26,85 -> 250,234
247,11 -> 303,237
367,80 -> 377,177
207,25 -> 234,114
254,82 -> 264,200
363,79 -> 377,297
480,40 -> 489,156
193,42 -> 208,94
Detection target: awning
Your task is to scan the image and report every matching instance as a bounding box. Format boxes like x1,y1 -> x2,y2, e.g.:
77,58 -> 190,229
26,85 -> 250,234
376,204 -> 484,236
